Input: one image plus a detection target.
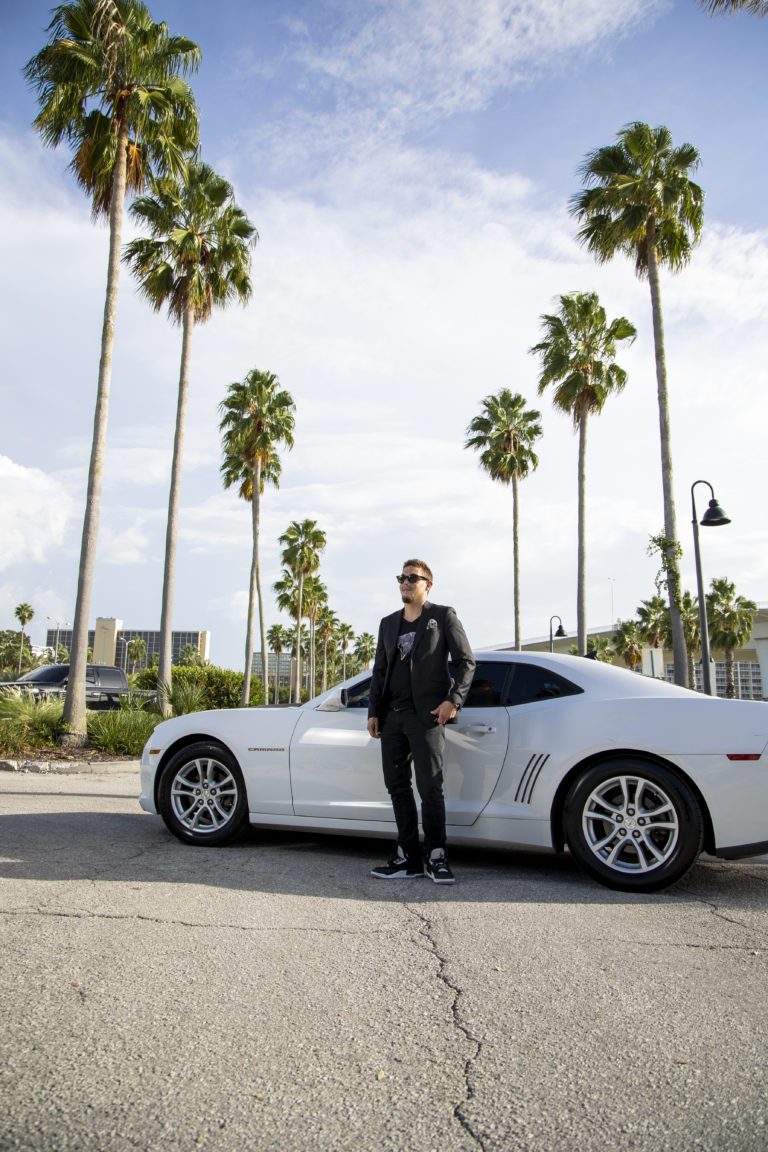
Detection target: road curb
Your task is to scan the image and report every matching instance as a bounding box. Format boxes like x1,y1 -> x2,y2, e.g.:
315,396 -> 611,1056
0,759 -> 140,775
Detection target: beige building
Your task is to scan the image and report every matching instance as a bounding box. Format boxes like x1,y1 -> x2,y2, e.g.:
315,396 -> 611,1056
508,604 -> 768,700
49,618 -> 210,671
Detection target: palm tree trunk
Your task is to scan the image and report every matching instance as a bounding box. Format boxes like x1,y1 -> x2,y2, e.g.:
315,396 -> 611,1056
241,459 -> 261,706
309,615 -> 316,696
322,640 -> 328,693
647,231 -> 688,686
294,574 -> 304,703
157,302 -> 194,716
577,412 -> 588,655
512,472 -> 521,651
273,646 -> 280,705
62,118 -> 130,745
725,649 -> 734,698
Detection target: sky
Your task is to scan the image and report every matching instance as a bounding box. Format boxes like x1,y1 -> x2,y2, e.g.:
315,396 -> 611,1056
1,0 -> 767,672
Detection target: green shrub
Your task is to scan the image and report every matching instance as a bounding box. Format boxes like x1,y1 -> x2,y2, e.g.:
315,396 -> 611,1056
158,678 -> 208,716
86,707 -> 157,756
0,692 -> 65,754
134,663 -> 264,710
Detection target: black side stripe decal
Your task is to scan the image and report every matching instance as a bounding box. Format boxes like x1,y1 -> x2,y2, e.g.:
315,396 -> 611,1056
515,753 -> 550,804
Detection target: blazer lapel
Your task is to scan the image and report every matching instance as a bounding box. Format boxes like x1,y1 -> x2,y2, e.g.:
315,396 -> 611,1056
410,602 -> 432,654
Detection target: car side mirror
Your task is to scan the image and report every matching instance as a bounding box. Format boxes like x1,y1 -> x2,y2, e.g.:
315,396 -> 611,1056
317,690 -> 344,712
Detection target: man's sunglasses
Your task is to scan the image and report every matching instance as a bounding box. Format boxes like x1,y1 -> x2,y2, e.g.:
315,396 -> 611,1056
396,573 -> 429,585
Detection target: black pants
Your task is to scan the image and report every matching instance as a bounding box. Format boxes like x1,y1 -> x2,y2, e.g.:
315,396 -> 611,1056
380,707 -> 446,856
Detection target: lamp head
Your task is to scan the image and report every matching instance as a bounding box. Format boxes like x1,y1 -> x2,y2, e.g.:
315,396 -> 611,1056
701,497 -> 730,527
554,623 -> 566,638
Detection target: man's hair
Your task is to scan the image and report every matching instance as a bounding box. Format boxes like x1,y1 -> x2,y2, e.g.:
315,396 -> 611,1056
402,559 -> 433,582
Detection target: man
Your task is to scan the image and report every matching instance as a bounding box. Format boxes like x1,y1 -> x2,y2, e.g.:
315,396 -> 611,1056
367,559 -> 475,884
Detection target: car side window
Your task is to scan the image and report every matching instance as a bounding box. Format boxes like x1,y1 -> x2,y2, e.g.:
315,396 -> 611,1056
99,669 -> 120,689
506,664 -> 582,707
448,661 -> 511,708
85,669 -> 97,685
343,678 -> 371,709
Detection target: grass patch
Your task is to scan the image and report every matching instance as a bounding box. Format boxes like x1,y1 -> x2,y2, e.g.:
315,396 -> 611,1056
86,707 -> 158,756
0,691 -> 65,754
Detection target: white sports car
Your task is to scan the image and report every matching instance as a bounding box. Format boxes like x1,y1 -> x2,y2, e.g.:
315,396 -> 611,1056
139,651 -> 768,893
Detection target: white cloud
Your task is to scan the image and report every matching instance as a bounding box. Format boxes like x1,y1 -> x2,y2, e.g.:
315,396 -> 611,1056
0,456 -> 75,573
295,0 -> 666,126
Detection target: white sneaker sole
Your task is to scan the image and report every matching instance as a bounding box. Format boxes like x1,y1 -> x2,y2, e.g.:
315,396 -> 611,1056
371,870 -> 424,879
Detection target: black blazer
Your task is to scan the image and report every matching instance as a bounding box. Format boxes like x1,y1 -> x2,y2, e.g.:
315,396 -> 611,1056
368,601 -> 476,726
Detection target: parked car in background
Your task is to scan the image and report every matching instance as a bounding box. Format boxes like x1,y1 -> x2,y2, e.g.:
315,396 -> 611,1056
1,664 -> 129,710
139,650 -> 768,894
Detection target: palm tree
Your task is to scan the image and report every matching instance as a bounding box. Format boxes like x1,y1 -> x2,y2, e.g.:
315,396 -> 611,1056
678,590 -> 701,691
706,578 -> 757,698
278,520 -> 327,703
337,623 -> 355,681
125,161 -> 256,714
354,631 -> 376,671
464,390 -> 542,650
302,575 -> 328,697
613,618 -> 643,670
14,603 -> 34,674
25,0 -> 200,743
571,123 -> 704,686
267,623 -> 291,704
700,1 -> 768,12
637,594 -> 671,678
531,292 -> 636,655
316,609 -> 339,693
273,569 -> 299,699
126,635 -> 146,673
219,370 -> 295,705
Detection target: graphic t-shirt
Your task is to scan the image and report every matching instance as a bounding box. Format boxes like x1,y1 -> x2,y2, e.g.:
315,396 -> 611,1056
387,615 -> 418,707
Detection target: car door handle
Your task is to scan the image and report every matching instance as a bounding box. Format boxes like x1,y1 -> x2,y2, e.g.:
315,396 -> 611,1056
457,724 -> 497,735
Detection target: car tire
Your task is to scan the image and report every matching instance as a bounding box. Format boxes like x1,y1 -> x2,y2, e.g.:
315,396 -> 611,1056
158,741 -> 248,847
563,758 -> 704,893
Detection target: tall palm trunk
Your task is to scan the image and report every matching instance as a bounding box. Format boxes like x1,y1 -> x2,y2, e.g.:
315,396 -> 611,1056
309,615 -> 317,696
272,646 -> 281,705
255,479 -> 269,706
577,409 -> 588,655
512,472 -> 521,650
241,458 -> 263,706
293,574 -> 304,703
157,302 -> 194,715
647,230 -> 687,686
725,649 -> 735,698
322,640 -> 329,693
63,118 -> 129,744
247,459 -> 269,705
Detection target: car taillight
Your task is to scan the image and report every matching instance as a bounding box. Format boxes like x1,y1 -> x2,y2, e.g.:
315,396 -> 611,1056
726,754 -> 761,761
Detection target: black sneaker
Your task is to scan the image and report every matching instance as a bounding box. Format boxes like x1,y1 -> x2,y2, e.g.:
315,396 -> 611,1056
426,848 -> 455,885
371,846 -> 424,879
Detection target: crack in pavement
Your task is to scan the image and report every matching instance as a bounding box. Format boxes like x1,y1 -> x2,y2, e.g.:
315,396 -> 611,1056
670,889 -> 768,938
405,901 -> 487,1152
0,907 -> 396,934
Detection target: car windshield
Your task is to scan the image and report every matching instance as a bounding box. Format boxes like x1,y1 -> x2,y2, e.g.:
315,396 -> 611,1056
16,666 -> 67,684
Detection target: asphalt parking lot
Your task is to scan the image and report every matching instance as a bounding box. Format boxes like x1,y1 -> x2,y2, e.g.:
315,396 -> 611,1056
1,767 -> 767,1152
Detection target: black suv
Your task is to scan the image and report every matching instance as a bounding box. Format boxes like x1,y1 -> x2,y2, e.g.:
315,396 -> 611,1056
2,664 -> 129,710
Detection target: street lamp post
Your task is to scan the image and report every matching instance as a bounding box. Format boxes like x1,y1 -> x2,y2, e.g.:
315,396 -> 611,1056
691,480 -> 730,696
549,615 -> 566,653
46,617 -> 70,662
116,636 -> 128,673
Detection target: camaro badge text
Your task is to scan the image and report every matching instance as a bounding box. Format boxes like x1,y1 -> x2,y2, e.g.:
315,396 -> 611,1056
248,746 -> 286,752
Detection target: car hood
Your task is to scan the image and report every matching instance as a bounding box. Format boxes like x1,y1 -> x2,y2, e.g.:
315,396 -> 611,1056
146,705 -> 306,749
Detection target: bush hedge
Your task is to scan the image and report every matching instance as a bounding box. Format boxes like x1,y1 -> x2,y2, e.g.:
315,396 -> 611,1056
133,664 -> 264,709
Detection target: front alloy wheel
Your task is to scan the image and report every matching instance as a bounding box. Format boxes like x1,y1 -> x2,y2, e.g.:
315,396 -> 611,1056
158,742 -> 248,846
563,759 -> 704,893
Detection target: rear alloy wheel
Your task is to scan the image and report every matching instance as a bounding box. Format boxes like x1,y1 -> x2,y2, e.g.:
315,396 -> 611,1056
158,742 -> 248,846
563,758 -> 704,893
